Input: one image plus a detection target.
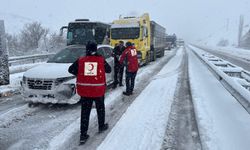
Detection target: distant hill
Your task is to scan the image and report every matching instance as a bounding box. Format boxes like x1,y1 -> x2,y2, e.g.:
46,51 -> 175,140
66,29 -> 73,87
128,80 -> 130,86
0,12 -> 35,34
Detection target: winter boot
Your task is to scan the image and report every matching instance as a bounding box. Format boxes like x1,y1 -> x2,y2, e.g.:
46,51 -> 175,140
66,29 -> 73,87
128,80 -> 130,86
79,134 -> 89,145
123,91 -> 131,96
99,123 -> 109,133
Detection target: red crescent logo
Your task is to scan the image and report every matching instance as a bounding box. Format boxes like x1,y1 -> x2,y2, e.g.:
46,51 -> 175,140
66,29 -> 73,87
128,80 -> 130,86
88,64 -> 94,71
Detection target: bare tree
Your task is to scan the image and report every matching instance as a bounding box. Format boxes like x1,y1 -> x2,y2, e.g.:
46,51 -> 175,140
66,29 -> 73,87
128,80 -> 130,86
6,22 -> 66,56
20,22 -> 48,51
5,33 -> 21,56
49,32 -> 66,50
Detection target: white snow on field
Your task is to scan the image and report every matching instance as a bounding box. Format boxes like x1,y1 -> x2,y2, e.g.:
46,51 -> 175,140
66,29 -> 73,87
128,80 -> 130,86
188,47 -> 250,150
200,45 -> 250,62
97,48 -> 183,150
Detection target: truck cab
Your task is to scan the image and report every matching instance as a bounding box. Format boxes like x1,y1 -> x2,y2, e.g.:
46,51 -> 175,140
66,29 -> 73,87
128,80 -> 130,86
110,14 -> 151,65
110,13 -> 166,65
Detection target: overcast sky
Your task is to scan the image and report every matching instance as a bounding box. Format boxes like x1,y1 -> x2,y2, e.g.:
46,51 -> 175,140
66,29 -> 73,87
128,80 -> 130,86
1,0 -> 250,44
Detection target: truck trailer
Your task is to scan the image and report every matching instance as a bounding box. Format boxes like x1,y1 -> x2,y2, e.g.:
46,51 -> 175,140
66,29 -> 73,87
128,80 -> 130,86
166,34 -> 177,50
110,13 -> 166,65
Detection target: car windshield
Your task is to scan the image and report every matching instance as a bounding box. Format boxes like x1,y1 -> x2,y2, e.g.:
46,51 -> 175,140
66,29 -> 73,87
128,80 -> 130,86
111,27 -> 140,39
47,47 -> 86,63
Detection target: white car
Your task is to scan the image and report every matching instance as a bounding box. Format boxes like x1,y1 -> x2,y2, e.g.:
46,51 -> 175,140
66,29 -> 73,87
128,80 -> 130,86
21,45 -> 114,104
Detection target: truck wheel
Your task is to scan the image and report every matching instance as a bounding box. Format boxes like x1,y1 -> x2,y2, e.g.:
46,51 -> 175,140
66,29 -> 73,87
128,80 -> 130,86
146,53 -> 150,65
160,49 -> 164,57
151,51 -> 156,61
150,51 -> 156,61
150,46 -> 156,61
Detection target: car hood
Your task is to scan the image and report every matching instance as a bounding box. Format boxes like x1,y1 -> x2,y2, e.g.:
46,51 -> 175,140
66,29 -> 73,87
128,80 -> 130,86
24,63 -> 74,79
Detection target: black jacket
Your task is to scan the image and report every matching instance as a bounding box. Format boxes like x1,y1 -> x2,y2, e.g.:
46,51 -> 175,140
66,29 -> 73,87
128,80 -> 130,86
113,45 -> 125,64
68,54 -> 111,76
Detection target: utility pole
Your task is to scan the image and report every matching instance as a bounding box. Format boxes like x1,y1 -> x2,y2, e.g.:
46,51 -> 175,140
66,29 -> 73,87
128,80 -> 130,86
238,15 -> 244,47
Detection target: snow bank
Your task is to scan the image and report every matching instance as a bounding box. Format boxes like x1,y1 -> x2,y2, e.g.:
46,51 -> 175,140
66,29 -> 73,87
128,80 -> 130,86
97,48 -> 184,150
188,47 -> 250,150
0,72 -> 24,96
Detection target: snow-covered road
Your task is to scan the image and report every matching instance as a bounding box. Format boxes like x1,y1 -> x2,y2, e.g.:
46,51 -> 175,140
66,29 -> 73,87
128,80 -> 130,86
1,45 -> 250,150
0,48 -> 178,150
188,46 -> 250,150
98,46 -> 183,150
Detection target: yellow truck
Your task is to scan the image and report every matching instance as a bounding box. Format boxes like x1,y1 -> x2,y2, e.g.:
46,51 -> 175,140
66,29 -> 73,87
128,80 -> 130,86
110,13 -> 166,65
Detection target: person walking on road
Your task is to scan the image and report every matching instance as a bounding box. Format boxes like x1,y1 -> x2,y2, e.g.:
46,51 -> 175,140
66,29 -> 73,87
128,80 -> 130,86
112,41 -> 125,89
68,41 -> 111,145
119,41 -> 139,96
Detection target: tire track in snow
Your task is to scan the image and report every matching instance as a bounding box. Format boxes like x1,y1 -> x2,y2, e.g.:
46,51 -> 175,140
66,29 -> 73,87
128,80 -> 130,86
0,104 -> 39,128
161,48 -> 202,150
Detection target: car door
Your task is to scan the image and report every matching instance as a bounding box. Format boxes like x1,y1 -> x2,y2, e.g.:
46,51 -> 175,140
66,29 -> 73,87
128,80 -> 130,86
97,47 -> 114,85
103,47 -> 114,84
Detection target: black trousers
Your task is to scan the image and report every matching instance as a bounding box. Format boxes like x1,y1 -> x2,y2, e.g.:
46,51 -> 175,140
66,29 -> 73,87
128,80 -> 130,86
114,64 -> 124,85
80,96 -> 105,136
125,71 -> 137,93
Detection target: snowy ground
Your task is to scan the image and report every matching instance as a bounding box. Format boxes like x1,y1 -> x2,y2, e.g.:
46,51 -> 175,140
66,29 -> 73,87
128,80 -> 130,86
0,72 -> 24,96
0,48 -> 178,150
188,46 -> 250,150
1,45 -> 250,150
161,48 -> 201,150
194,45 -> 250,72
98,47 -> 183,150
203,45 -> 250,62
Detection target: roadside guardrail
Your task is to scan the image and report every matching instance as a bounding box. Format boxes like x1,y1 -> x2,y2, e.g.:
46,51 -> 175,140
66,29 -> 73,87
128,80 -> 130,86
8,53 -> 55,66
188,45 -> 250,114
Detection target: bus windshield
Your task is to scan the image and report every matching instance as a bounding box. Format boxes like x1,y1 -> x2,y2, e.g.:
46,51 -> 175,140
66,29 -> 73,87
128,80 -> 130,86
67,23 -> 95,45
111,27 -> 140,40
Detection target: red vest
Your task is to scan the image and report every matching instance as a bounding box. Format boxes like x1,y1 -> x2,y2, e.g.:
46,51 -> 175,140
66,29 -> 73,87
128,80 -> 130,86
76,56 -> 106,97
119,46 -> 139,72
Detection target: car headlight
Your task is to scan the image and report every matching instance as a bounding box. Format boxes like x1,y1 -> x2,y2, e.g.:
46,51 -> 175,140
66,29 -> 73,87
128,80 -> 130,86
57,84 -> 76,98
55,76 -> 75,86
22,76 -> 27,84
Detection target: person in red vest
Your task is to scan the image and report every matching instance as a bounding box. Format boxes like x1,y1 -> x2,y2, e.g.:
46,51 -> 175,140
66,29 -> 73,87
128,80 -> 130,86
68,41 -> 111,145
119,41 -> 139,96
